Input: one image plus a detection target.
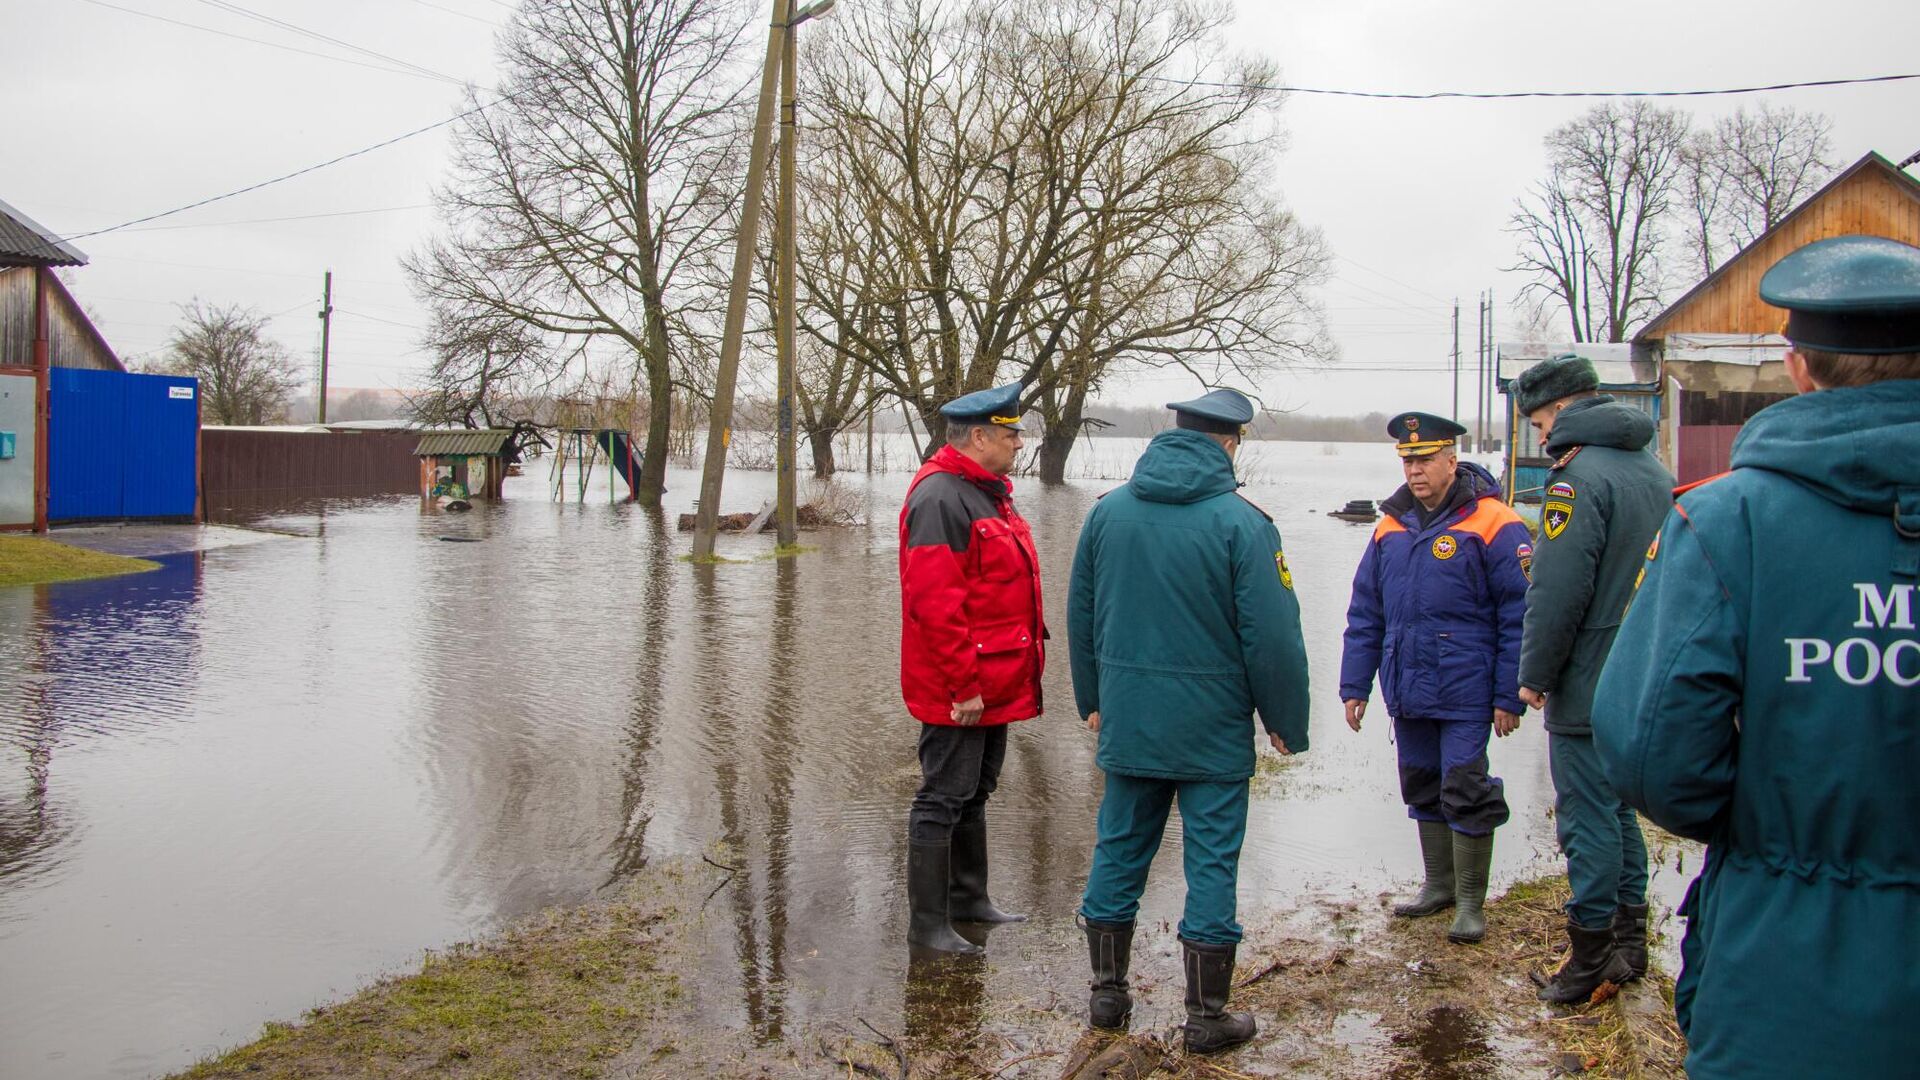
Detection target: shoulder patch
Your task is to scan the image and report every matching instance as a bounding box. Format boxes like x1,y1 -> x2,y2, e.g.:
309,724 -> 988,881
1542,500 -> 1574,540
1275,550 -> 1294,589
1547,481 -> 1576,499
1237,491 -> 1272,521
1516,541 -> 1534,581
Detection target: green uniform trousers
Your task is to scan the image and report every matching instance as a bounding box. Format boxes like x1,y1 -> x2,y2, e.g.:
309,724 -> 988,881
1079,772 -> 1249,945
1551,731 -> 1648,928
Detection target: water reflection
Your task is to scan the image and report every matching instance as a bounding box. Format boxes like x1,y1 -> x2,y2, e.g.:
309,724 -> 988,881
0,441 -> 1691,1080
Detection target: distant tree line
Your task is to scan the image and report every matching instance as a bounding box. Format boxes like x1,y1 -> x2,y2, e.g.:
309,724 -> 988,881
1508,102 -> 1836,343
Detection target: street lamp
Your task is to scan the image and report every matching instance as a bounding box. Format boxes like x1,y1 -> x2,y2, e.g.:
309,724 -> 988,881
774,0 -> 835,546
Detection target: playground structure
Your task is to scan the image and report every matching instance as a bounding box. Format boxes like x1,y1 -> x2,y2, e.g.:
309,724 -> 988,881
544,390 -> 651,503
547,427 -> 646,504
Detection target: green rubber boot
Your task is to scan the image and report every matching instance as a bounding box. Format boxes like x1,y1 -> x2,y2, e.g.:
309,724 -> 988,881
1393,820 -> 1456,918
1448,831 -> 1494,945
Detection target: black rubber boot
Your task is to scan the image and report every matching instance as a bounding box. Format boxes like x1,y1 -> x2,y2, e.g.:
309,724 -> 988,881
1394,820 -> 1456,918
1082,917 -> 1134,1030
1612,903 -> 1649,981
908,842 -> 982,955
1538,919 -> 1634,1004
1447,831 -> 1494,944
949,820 -> 1026,924
1180,938 -> 1256,1055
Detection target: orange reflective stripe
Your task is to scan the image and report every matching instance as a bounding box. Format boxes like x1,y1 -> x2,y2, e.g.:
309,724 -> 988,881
1674,471 -> 1731,498
1372,516 -> 1408,540
1452,497 -> 1524,544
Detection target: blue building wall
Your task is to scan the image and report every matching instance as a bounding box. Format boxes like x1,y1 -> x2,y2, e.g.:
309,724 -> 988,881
48,368 -> 198,522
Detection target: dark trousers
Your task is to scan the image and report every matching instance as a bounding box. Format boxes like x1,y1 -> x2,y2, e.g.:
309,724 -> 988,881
1550,731 -> 1649,928
908,723 -> 1007,844
1394,715 -> 1510,836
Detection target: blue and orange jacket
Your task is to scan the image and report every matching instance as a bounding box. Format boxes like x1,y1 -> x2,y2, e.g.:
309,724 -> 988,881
1339,462 -> 1532,721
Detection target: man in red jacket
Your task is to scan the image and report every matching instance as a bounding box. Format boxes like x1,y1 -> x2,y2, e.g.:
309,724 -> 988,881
899,381 -> 1045,954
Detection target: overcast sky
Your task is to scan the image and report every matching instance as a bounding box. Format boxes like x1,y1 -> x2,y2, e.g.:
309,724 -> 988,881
8,0 -> 1917,424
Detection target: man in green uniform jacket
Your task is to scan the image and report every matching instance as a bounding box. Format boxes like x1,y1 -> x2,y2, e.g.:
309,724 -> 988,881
1594,235 -> 1920,1079
1512,354 -> 1673,1004
1069,389 -> 1310,1055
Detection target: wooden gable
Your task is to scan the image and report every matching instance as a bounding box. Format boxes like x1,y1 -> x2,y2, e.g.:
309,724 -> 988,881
1639,153 -> 1920,341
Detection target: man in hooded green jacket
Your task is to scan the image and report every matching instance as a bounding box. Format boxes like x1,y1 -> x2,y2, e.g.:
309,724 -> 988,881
1512,354 -> 1673,1003
1594,235 -> 1920,1079
1069,388 -> 1310,1056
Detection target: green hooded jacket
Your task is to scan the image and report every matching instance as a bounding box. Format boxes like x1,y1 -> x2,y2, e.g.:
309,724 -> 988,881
1593,380 -> 1920,1080
1067,429 -> 1311,782
1517,396 -> 1674,734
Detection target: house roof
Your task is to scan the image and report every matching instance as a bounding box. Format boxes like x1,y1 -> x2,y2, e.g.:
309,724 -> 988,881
1638,152 -> 1920,341
414,429 -> 516,457
1496,341 -> 1662,390
0,197 -> 87,267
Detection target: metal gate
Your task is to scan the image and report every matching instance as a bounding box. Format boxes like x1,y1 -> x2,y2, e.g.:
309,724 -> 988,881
48,368 -> 199,522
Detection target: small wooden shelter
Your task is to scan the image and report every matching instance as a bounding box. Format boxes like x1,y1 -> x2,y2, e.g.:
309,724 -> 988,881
413,429 -> 519,504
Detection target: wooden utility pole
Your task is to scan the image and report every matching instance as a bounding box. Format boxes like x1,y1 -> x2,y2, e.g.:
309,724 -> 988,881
691,0 -> 790,561
774,9 -> 799,546
1450,299 -> 1460,424
1483,291 -> 1496,453
317,270 -> 334,424
1475,292 -> 1485,452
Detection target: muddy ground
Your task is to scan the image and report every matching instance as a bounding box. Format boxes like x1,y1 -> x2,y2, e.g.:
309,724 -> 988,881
171,862 -> 1685,1080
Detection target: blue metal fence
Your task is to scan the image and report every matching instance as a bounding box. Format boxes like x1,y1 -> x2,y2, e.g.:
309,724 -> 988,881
49,368 -> 199,522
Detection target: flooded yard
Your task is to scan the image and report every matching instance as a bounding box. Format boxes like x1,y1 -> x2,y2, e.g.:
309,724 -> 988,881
0,439 -> 1691,1078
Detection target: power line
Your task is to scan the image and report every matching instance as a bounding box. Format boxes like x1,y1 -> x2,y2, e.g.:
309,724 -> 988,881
1174,71 -> 1920,101
191,0 -> 467,86
857,7 -> 1920,101
57,100 -> 507,242
119,204 -> 434,234
74,0 -> 460,85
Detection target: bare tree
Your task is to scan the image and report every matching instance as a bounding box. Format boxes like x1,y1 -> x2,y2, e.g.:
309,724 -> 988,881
407,299 -> 567,428
156,300 -> 300,425
1509,102 -> 1689,342
405,0 -> 750,508
795,0 -> 1328,477
1682,105 -> 1834,275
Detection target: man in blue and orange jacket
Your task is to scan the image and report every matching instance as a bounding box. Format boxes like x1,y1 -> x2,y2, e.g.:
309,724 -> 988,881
897,381 -> 1044,955
1340,412 -> 1531,945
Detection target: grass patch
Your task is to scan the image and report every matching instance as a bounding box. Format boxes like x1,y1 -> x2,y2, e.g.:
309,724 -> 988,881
0,536 -> 159,587
170,889 -> 682,1080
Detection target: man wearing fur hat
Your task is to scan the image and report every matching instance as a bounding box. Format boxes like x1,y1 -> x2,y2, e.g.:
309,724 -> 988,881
1511,354 -> 1673,1004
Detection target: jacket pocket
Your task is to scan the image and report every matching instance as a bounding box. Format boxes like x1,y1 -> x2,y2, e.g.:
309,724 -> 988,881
1436,632 -> 1494,705
971,517 -> 1026,583
971,619 -> 1035,706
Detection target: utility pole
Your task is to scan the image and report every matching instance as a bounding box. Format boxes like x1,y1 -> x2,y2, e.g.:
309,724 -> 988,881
317,270 -> 333,425
692,0 -> 791,561
1450,299 -> 1460,424
1475,292 -> 1485,452
774,3 -> 800,546
1484,291 -> 1497,454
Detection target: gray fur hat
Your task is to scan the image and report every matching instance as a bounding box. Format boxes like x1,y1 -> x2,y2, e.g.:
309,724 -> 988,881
1512,353 -> 1600,415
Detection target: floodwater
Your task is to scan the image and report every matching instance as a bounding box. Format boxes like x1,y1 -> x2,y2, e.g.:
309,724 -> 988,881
0,437 -> 1691,1079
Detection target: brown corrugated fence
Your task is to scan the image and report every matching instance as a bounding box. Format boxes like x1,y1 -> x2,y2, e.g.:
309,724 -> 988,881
202,429 -> 419,516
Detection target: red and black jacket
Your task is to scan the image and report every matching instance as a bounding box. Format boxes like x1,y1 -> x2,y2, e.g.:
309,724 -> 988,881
897,446 -> 1045,726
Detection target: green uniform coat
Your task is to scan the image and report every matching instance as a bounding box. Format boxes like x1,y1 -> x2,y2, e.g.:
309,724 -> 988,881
1067,429 -> 1311,782
1593,380 -> 1920,1080
1518,398 -> 1674,734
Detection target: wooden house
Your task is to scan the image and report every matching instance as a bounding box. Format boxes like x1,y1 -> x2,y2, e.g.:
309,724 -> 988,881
1634,151 -> 1920,481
